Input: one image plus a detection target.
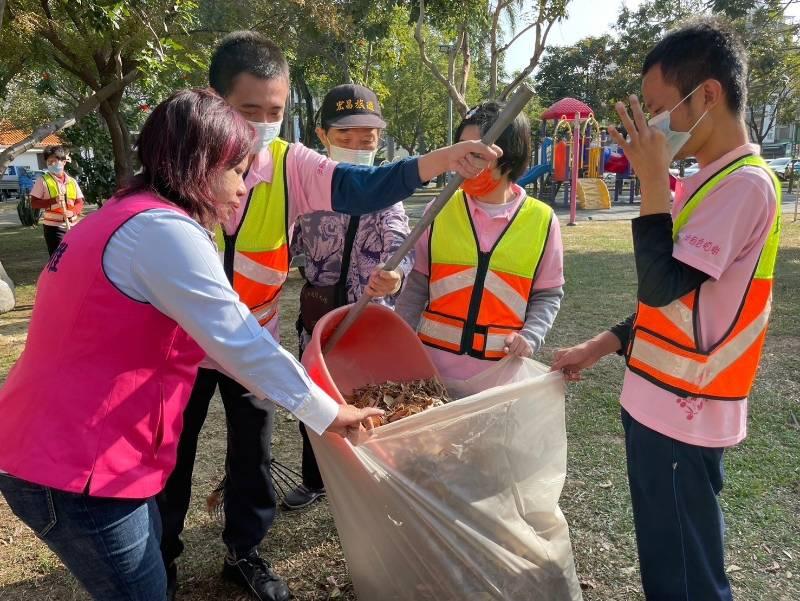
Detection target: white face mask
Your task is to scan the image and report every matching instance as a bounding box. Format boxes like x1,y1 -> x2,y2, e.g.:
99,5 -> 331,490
648,82 -> 709,161
328,145 -> 377,166
249,120 -> 282,153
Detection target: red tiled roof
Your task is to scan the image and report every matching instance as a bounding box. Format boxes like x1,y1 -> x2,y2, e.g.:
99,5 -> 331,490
0,122 -> 64,148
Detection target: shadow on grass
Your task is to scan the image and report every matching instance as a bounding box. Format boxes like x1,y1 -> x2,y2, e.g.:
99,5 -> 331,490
0,567 -> 87,601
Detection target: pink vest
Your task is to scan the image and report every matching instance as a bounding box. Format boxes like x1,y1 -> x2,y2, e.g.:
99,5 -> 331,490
0,193 -> 204,498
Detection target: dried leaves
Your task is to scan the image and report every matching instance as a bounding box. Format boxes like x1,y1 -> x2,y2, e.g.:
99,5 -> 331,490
346,378 -> 451,427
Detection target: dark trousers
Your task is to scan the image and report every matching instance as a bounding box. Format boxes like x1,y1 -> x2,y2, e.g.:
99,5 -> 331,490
0,474 -> 166,601
156,368 -> 277,567
622,408 -> 733,601
43,224 -> 66,256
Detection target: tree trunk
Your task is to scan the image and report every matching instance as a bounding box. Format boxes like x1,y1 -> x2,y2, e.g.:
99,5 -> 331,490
364,41 -> 373,86
0,69 -> 139,174
342,43 -> 353,84
489,51 -> 499,99
98,99 -> 133,185
0,0 -> 6,31
457,29 -> 471,99
295,74 -> 316,144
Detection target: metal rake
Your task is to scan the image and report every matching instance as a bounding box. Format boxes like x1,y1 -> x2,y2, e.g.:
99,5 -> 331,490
205,458 -> 303,523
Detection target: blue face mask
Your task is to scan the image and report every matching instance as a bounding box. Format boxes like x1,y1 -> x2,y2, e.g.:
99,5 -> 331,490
47,163 -> 65,176
647,83 -> 709,161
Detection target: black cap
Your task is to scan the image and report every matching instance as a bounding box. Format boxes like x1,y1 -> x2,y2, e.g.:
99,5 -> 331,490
320,84 -> 386,129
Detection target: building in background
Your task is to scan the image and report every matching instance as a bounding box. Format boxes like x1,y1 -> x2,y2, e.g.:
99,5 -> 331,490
0,123 -> 64,172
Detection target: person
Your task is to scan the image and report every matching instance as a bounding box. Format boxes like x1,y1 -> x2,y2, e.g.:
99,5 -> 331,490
30,145 -> 85,255
396,101 -> 564,383
551,18 -> 780,601
156,31 -> 500,601
282,83 -> 413,511
0,88 -> 387,601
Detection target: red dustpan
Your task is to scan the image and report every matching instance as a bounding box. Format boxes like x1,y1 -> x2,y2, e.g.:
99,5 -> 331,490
302,303 -> 437,404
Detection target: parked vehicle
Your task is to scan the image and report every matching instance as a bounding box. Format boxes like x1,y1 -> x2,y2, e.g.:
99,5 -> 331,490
0,165 -> 36,200
683,163 -> 701,177
767,157 -> 799,180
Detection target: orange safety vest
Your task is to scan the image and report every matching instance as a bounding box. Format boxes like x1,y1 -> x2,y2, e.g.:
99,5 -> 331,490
625,155 -> 781,401
41,172 -> 79,225
215,139 -> 290,327
418,191 -> 553,360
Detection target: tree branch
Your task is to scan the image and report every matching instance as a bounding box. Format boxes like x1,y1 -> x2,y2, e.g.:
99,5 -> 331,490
0,69 -> 139,173
50,52 -> 98,89
0,0 -> 7,31
39,0 -> 52,20
38,27 -> 100,88
413,0 -> 468,115
500,11 -> 558,100
62,0 -> 88,37
499,20 -> 538,54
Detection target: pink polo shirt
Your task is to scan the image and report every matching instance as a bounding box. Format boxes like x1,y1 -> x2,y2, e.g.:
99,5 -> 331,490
413,184 -> 564,379
621,143 -> 777,447
223,141 -> 338,339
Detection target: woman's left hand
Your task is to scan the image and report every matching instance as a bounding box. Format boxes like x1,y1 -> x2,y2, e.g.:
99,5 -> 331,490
365,265 -> 402,298
504,332 -> 533,358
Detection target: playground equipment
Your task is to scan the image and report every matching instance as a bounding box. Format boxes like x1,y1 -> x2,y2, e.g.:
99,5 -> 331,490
521,97 -> 614,224
576,113 -> 611,210
604,147 -> 638,203
517,137 -> 552,187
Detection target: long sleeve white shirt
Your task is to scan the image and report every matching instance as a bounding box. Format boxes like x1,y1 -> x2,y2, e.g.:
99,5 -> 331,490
102,208 -> 338,435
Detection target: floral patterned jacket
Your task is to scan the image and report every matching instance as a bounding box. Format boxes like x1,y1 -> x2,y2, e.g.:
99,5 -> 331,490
290,202 -> 414,308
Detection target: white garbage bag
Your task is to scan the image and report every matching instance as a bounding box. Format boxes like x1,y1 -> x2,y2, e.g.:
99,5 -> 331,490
310,357 -> 582,601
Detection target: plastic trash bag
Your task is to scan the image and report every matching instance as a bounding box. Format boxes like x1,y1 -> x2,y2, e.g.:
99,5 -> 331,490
303,305 -> 582,601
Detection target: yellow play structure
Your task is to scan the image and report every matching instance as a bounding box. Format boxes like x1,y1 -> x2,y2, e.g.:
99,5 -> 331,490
577,114 -> 611,210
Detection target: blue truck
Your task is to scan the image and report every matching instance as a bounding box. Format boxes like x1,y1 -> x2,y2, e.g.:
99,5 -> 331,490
1,165 -> 37,201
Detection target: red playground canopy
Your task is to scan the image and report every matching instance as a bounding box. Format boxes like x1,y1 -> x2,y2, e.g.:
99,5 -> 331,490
541,97 -> 593,120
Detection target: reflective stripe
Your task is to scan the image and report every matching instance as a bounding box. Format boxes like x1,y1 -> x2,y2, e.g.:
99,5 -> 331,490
252,299 -> 279,325
418,315 -> 462,346
429,267 -> 477,301
233,252 -> 287,287
697,297 -> 771,386
43,210 -> 77,221
657,300 -> 695,342
630,299 -> 771,388
485,331 -> 508,353
483,270 -> 528,318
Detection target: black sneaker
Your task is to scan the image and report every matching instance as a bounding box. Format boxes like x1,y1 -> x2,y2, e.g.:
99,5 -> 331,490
166,562 -> 177,601
222,550 -> 291,601
281,484 -> 325,511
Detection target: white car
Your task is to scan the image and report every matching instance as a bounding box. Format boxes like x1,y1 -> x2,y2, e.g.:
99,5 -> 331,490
767,157 -> 798,180
682,164 -> 701,177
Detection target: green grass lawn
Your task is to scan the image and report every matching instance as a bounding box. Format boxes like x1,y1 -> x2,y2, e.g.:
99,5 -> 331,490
1,218 -> 798,600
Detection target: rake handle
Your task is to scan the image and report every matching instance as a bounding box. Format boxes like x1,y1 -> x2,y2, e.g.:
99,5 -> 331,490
323,85 -> 535,355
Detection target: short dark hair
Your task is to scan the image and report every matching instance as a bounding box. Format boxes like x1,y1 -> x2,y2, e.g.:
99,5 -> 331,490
120,88 -> 253,228
455,101 -> 531,182
43,145 -> 67,161
209,31 -> 290,97
643,17 -> 748,114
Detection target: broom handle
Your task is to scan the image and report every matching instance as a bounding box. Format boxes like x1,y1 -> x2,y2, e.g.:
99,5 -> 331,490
60,197 -> 72,231
324,85 -> 534,354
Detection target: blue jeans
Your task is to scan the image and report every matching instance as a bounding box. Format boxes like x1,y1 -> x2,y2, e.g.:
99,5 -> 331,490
622,408 -> 733,601
0,474 -> 166,600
